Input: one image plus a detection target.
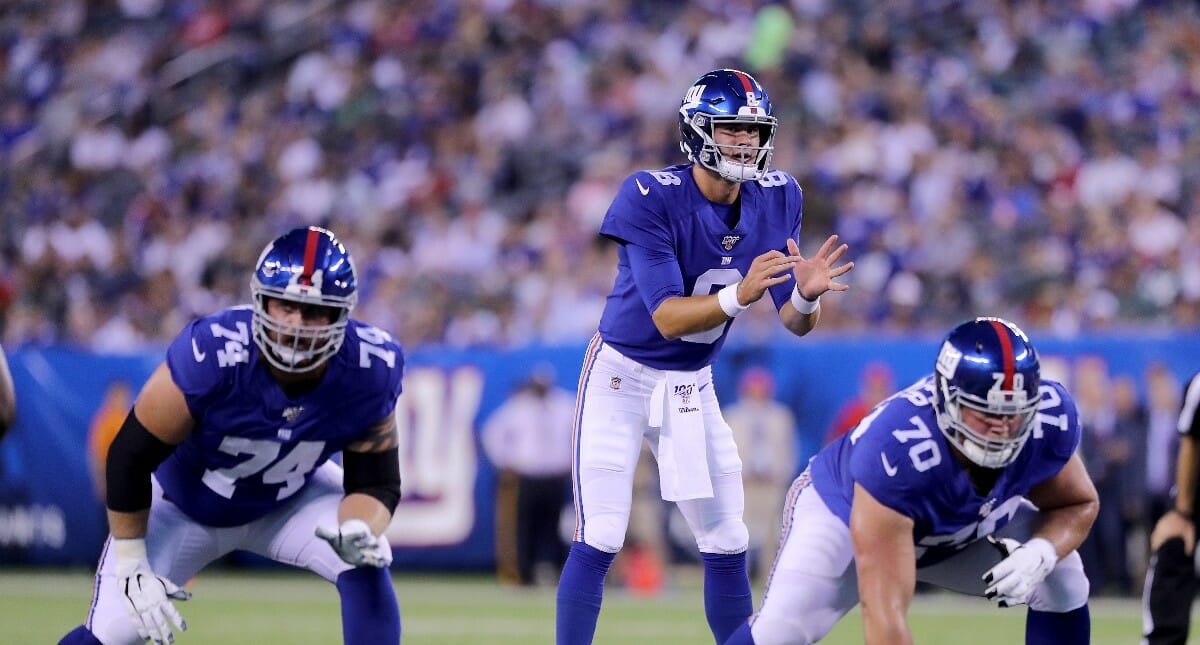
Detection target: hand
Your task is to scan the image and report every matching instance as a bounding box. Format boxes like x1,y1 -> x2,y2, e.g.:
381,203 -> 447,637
735,249 -> 798,306
315,519 -> 392,568
983,536 -> 1057,607
788,235 -> 853,301
113,538 -> 190,644
1151,509 -> 1195,554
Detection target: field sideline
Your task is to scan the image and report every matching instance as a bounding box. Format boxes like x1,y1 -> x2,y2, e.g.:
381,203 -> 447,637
2,568 -> 1180,644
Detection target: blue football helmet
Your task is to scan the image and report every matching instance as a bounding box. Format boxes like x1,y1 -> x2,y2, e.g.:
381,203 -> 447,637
678,68 -> 777,183
250,226 -> 358,373
932,317 -> 1041,468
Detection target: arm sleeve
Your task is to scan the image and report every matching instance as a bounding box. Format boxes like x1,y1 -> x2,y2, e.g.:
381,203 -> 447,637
625,243 -> 685,314
164,319 -> 228,418
766,175 -> 806,310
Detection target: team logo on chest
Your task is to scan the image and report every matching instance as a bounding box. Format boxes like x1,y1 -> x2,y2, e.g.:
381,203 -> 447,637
282,405 -> 305,422
720,234 -> 742,251
979,498 -> 996,518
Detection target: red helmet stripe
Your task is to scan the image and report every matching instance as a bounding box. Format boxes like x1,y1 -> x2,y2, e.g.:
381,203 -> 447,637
987,319 -> 1015,388
734,70 -> 755,94
300,228 -> 320,286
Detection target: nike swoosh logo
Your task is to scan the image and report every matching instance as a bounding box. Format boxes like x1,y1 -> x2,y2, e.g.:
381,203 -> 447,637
881,453 -> 898,477
192,338 -> 206,362
635,177 -> 650,196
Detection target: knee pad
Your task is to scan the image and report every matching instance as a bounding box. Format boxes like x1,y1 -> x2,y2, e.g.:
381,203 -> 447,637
580,514 -> 627,553
696,519 -> 750,554
1030,550 -> 1090,612
751,610 -> 826,645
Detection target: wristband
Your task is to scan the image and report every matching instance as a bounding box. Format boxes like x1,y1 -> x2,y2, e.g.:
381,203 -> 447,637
113,537 -> 148,562
791,286 -> 820,314
717,283 -> 748,318
1170,507 -> 1193,521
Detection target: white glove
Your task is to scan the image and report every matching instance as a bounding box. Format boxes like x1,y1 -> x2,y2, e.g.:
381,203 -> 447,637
113,538 -> 190,644
983,536 -> 1057,607
315,519 -> 392,568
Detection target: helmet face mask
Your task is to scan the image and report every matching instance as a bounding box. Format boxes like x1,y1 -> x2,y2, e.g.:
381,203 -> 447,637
250,227 -> 357,374
932,317 -> 1041,469
679,69 -> 777,183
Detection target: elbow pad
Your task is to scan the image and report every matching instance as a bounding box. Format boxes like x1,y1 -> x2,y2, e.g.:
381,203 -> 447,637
106,410 -> 176,512
342,449 -> 402,514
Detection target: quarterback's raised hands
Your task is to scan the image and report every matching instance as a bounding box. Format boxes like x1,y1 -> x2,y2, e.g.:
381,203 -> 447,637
113,538 -> 190,644
788,234 -> 853,303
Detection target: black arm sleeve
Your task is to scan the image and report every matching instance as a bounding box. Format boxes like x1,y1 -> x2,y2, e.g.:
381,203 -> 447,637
106,410 -> 176,512
342,449 -> 402,514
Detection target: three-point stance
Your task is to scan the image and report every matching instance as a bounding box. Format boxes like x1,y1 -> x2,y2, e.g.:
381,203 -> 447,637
556,68 -> 854,644
59,227 -> 405,645
725,317 -> 1098,645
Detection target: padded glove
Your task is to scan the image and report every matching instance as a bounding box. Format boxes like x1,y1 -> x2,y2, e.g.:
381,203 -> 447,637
113,538 -> 190,644
983,536 -> 1057,607
315,519 -> 392,568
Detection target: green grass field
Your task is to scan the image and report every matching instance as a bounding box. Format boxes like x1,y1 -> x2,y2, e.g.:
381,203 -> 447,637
1,567 -> 1177,644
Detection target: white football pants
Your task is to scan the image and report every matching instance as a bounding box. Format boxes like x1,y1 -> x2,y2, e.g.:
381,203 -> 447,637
749,479 -> 1090,644
83,461 -> 379,645
570,338 -> 748,554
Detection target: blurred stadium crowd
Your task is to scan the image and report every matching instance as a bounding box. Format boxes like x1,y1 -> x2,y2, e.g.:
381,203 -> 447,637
1,0 -> 1199,351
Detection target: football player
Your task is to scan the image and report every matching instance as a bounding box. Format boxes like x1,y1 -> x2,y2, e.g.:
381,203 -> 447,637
1142,369 -> 1200,644
724,318 -> 1097,645
59,227 -> 405,645
556,68 -> 854,644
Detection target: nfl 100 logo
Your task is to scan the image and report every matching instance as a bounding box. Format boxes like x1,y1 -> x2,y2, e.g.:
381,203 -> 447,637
721,234 -> 741,251
673,383 -> 694,405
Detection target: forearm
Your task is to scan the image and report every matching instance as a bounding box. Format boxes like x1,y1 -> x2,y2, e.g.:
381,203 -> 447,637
862,607 -> 912,645
651,295 -> 730,340
1175,437 -> 1198,515
778,298 -> 819,336
859,574 -> 913,645
108,508 -> 151,539
1034,500 -> 1100,557
339,493 -> 392,536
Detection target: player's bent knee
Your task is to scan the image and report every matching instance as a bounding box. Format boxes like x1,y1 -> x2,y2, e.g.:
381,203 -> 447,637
579,515 -> 627,553
1030,550 -> 1089,612
696,519 -> 750,554
751,611 -> 827,645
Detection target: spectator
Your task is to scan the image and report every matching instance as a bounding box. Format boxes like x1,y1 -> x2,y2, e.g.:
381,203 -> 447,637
481,366 -> 576,587
824,360 -> 895,444
724,366 -> 797,581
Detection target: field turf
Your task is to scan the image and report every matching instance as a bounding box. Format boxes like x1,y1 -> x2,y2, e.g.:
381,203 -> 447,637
2,568 -> 1170,644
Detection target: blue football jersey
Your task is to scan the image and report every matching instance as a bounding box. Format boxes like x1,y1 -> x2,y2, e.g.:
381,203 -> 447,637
155,306 -> 405,527
810,375 -> 1081,566
597,163 -> 804,371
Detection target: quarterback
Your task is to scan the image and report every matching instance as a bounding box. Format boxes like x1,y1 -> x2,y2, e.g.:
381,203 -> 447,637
556,68 -> 854,644
59,227 -> 405,645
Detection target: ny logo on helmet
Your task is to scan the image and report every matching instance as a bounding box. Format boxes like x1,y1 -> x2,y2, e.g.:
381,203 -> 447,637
682,84 -> 706,109
287,268 -> 324,295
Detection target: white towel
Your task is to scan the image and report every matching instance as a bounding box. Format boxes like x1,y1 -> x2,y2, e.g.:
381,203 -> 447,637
649,370 -> 713,501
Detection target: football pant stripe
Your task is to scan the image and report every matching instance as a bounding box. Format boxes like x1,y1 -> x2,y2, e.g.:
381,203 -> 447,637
570,333 -> 606,543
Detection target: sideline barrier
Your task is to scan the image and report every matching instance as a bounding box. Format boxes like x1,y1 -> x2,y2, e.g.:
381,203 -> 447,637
1,334 -> 1195,568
